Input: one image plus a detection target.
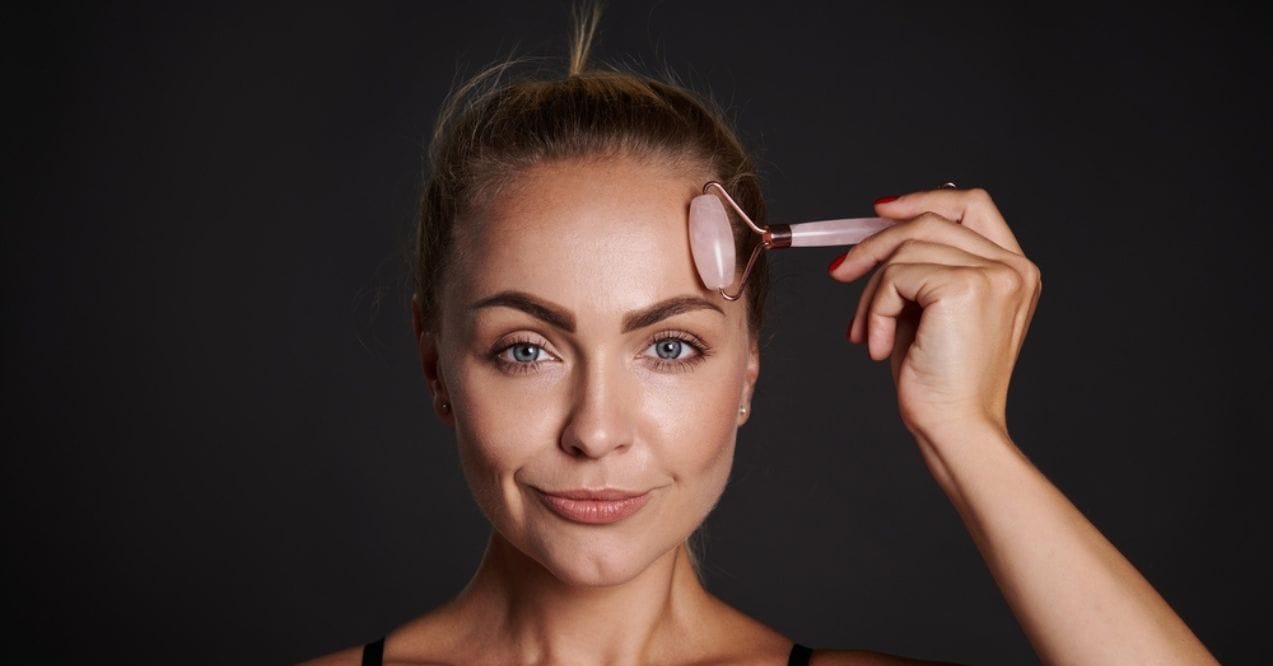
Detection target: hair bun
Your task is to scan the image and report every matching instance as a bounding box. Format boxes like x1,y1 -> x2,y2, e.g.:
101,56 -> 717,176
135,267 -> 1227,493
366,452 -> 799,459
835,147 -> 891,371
567,2 -> 603,77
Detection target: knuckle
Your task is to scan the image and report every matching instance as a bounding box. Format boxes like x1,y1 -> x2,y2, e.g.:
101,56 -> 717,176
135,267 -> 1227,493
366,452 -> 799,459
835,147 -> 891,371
946,267 -> 983,297
1023,259 -> 1042,288
1010,257 -> 1042,294
895,237 -> 923,256
967,187 -> 994,207
908,213 -> 953,237
915,212 -> 950,228
989,263 -> 1024,293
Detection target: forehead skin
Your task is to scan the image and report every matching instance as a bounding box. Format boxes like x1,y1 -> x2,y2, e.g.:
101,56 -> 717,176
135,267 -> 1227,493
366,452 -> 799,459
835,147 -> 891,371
440,155 -> 749,342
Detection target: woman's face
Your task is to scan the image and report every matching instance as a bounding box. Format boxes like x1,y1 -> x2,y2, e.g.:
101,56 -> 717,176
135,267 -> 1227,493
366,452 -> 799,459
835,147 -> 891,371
420,154 -> 759,587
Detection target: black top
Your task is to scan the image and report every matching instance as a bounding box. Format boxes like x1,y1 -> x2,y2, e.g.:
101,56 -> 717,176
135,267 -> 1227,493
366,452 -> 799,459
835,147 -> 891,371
361,637 -> 814,665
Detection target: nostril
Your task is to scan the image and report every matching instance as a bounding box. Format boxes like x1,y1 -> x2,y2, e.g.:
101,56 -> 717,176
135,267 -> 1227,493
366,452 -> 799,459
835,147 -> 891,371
559,421 -> 632,459
559,374 -> 636,458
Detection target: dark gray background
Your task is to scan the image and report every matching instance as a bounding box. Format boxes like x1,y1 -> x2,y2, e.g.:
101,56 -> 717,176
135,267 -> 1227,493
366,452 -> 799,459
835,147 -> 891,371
5,2 -> 1270,663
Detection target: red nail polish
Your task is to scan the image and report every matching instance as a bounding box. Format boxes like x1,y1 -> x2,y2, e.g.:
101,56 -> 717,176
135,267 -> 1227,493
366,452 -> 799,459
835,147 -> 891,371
873,195 -> 899,205
827,252 -> 847,273
845,322 -> 855,342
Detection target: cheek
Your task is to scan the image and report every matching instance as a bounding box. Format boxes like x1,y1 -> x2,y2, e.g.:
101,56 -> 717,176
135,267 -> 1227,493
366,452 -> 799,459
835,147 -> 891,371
649,386 -> 737,467
643,350 -> 748,494
641,382 -> 740,545
446,358 -> 562,525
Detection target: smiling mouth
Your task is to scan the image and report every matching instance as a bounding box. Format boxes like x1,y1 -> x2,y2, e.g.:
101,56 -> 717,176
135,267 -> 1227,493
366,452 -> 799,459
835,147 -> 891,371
534,488 -> 652,524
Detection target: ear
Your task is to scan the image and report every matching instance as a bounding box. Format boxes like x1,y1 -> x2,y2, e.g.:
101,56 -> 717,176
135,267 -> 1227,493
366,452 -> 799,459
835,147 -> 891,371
738,336 -> 760,426
412,293 -> 454,427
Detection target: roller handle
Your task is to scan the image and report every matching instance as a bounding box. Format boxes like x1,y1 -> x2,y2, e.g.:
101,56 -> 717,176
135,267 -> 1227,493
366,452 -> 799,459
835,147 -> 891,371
787,217 -> 898,247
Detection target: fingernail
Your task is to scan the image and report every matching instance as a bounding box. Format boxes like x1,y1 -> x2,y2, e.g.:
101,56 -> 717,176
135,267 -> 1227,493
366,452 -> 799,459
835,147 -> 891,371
873,195 -> 899,205
845,322 -> 855,342
827,252 -> 848,273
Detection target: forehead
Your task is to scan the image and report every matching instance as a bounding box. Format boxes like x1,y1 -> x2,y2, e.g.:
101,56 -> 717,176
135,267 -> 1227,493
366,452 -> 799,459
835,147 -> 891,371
449,156 -> 735,327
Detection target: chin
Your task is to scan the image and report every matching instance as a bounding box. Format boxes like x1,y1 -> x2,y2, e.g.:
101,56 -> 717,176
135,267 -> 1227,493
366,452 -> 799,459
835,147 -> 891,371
529,532 -> 676,588
545,551 -> 657,588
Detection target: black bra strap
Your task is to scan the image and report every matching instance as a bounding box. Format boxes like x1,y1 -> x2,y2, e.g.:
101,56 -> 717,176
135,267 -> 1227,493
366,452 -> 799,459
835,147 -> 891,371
361,637 -> 384,666
788,641 -> 813,666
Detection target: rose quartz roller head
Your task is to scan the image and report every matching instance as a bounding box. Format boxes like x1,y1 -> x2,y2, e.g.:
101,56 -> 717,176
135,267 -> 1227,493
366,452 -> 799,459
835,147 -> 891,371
688,181 -> 898,300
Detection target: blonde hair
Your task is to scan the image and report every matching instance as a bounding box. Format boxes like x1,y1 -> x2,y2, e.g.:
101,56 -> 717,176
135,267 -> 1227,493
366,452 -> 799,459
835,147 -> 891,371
413,2 -> 769,335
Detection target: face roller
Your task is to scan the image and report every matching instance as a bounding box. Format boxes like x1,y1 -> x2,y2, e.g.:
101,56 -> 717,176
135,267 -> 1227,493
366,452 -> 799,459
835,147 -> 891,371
689,181 -> 898,300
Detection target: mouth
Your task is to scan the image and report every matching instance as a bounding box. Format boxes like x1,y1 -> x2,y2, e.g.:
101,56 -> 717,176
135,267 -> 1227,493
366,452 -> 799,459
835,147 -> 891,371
534,488 -> 653,525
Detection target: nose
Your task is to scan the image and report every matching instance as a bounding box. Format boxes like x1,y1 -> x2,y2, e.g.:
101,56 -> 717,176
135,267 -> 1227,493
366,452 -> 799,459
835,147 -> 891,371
559,358 -> 635,459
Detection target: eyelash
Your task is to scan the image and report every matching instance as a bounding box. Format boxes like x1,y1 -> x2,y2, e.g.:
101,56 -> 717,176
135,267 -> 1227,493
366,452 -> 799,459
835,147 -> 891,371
490,332 -> 713,375
648,332 -> 713,372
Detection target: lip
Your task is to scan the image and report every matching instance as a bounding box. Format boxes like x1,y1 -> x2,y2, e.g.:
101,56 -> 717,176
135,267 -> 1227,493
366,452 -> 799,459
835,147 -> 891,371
534,488 -> 652,524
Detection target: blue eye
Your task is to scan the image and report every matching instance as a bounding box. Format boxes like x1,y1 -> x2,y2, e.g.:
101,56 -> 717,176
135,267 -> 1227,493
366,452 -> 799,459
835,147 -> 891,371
492,340 -> 556,375
493,334 -> 709,376
508,343 -> 543,363
645,336 -> 705,366
654,339 -> 684,359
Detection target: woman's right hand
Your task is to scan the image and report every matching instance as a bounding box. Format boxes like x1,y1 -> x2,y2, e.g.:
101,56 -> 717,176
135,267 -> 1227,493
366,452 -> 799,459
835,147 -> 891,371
829,187 -> 1040,451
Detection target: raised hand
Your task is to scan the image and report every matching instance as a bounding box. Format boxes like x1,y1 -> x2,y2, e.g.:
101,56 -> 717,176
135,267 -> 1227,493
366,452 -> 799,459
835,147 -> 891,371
828,187 -> 1041,441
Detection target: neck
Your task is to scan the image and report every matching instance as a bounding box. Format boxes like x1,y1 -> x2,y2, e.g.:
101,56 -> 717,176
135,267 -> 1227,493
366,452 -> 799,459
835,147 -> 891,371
454,531 -> 712,665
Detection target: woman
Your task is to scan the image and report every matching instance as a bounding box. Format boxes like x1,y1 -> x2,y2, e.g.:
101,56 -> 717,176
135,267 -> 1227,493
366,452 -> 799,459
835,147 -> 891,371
308,7 -> 1215,665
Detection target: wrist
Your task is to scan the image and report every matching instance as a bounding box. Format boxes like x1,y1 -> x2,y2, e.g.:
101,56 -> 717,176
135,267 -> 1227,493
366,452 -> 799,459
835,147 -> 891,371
907,416 -> 1023,500
907,412 -> 1009,453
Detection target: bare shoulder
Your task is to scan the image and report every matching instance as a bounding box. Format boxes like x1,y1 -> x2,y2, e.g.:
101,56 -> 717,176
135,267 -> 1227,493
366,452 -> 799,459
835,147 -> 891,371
297,644 -> 363,666
810,649 -> 961,666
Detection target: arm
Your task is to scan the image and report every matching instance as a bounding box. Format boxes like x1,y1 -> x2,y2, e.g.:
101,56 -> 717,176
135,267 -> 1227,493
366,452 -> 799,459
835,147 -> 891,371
916,421 -> 1213,665
829,188 -> 1215,665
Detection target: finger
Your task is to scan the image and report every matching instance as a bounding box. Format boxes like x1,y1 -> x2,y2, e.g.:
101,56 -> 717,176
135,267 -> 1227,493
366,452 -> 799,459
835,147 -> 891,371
849,265 -> 883,344
875,187 -> 1023,254
831,212 -> 1019,284
862,262 -> 953,361
1018,260 -> 1044,347
864,261 -> 1013,361
889,302 -> 921,385
848,240 -> 988,344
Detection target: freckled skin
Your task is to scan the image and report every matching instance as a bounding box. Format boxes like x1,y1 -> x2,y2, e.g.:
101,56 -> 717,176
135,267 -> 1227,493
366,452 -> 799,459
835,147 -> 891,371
435,155 -> 759,587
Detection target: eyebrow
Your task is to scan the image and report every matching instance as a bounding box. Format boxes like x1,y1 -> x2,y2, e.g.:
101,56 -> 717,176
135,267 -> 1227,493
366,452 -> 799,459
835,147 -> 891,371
468,291 -> 724,333
622,295 -> 724,332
